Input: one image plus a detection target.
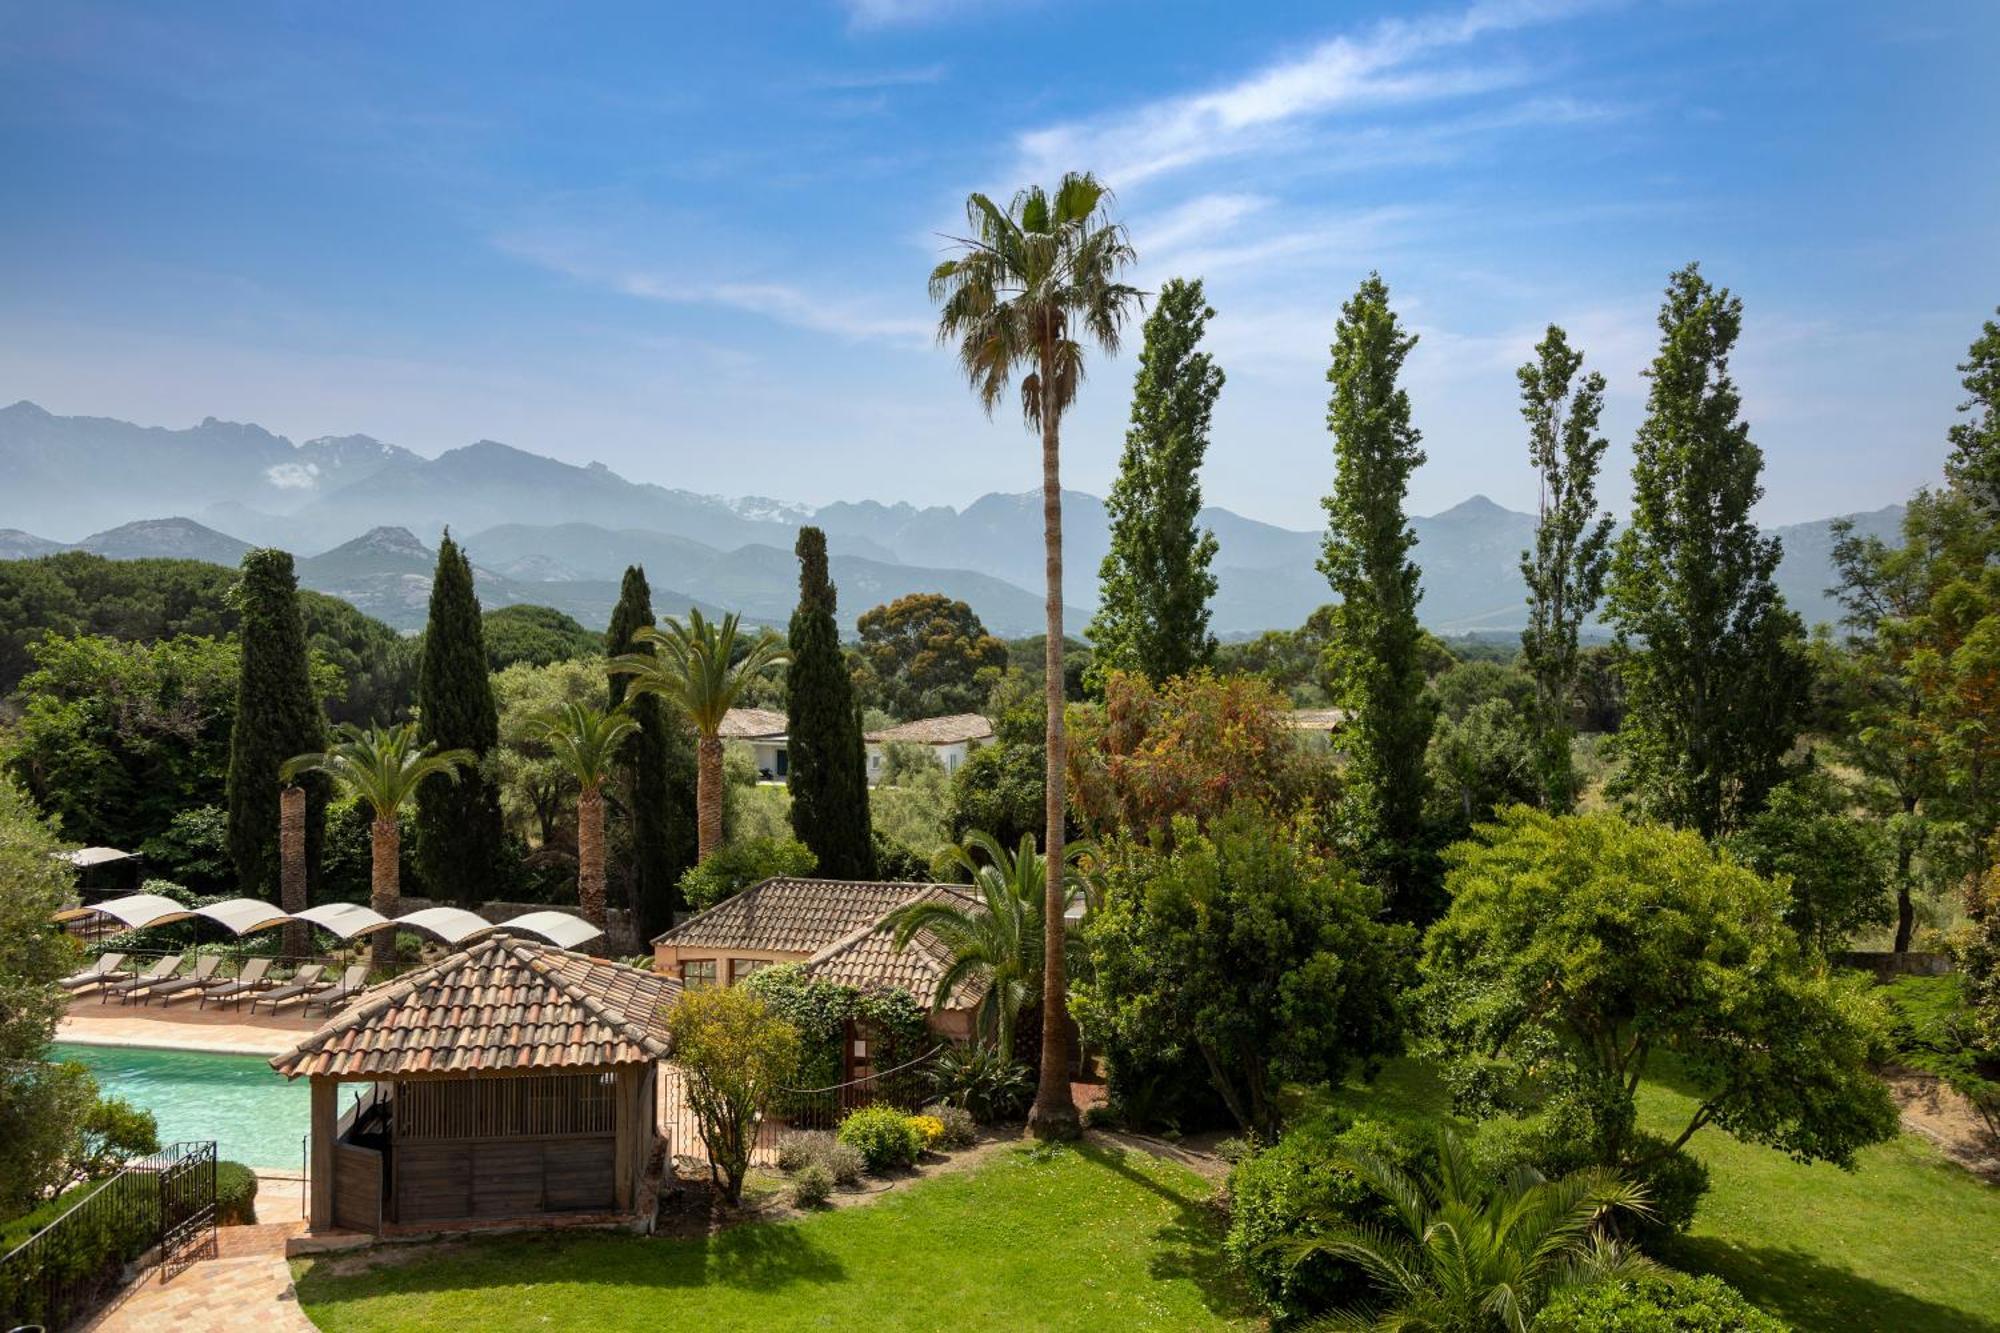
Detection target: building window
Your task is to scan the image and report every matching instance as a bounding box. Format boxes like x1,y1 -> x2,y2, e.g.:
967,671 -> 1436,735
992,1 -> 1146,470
680,959 -> 717,989
730,958 -> 769,986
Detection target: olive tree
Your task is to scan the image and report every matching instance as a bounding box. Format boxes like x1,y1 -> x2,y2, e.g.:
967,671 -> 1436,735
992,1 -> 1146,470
665,986 -> 800,1205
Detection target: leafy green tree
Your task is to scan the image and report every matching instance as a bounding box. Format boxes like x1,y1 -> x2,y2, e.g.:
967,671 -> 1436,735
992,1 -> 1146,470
607,567 -> 698,939
1727,768 -> 1890,956
786,527 -> 875,879
611,609 -> 787,862
1213,604 -> 1341,706
1079,805 -> 1415,1140
1605,265 -> 1809,839
492,658 -> 608,844
666,986 -> 801,1205
944,676 -> 1047,851
1418,807 -> 1900,1221
1086,276 -> 1223,689
676,836 -> 817,913
527,701 -> 638,929
1518,326 -> 1613,811
4,633 -> 280,851
415,533 -> 505,906
284,723 -> 474,973
1278,1130 -> 1655,1332
1946,306 -> 2000,516
481,604 -> 602,671
854,593 -> 1008,719
1319,274 -> 1438,919
225,549 -> 327,904
883,830 -> 1080,1065
931,170 -> 1140,1140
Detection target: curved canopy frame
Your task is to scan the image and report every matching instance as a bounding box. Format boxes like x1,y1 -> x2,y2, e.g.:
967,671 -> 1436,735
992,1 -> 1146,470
53,892 -> 192,930
289,902 -> 396,940
55,895 -> 605,951
499,911 -> 605,950
393,906 -> 503,947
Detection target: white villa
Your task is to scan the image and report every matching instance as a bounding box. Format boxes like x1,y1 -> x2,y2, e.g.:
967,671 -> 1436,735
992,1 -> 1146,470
864,713 -> 995,782
720,707 -> 791,780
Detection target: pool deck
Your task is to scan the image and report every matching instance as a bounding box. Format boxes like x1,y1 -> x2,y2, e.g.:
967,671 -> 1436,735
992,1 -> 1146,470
59,996 -> 320,1057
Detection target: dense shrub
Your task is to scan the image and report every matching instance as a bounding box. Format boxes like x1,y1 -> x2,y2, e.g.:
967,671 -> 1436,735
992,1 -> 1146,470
922,1102 -> 977,1149
817,1140 -> 865,1186
1223,1114 -> 1406,1322
1536,1273 -> 1787,1330
215,1161 -> 258,1226
1469,1112 -> 1709,1238
790,1162 -> 834,1210
775,1130 -> 832,1173
677,837 -> 816,913
924,1042 -> 1031,1123
837,1106 -> 923,1173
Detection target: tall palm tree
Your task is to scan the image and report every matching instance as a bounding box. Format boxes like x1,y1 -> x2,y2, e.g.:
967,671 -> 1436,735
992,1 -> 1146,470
1281,1131 -> 1655,1332
282,723 -> 475,974
608,610 -> 787,862
881,830 -> 1084,1065
528,700 -> 640,931
930,172 -> 1140,1138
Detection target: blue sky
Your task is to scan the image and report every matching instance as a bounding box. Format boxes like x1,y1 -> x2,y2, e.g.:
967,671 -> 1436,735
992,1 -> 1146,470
1,0 -> 1994,528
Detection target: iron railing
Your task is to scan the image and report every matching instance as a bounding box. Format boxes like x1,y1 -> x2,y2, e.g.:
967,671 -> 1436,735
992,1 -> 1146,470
0,1140 -> 216,1332
663,1045 -> 945,1169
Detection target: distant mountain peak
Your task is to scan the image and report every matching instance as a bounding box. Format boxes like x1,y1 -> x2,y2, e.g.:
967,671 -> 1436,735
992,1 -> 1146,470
1431,494 -> 1516,521
347,525 -> 429,554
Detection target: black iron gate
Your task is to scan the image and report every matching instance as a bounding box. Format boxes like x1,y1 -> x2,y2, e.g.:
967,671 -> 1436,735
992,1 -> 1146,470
158,1140 -> 218,1279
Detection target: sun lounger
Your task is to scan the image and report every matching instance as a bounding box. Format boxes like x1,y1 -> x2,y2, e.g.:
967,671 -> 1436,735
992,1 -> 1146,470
301,964 -> 371,1015
59,953 -> 126,993
251,963 -> 328,1014
99,954 -> 184,1004
141,954 -> 224,1006
198,957 -> 274,1009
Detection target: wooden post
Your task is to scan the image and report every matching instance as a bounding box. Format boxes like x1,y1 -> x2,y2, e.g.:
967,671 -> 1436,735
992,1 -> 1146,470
310,1077 -> 336,1231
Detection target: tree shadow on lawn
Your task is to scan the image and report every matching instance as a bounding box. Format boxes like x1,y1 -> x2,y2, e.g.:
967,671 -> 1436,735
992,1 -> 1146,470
1664,1235 -> 1999,1333
1072,1140 -> 1262,1322
297,1217 -> 848,1317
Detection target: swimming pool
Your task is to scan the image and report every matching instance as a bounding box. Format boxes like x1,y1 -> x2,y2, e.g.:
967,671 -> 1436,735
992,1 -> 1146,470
48,1042 -> 312,1171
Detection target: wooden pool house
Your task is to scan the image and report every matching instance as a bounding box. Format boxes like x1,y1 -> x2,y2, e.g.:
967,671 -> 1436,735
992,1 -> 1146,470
271,935 -> 680,1234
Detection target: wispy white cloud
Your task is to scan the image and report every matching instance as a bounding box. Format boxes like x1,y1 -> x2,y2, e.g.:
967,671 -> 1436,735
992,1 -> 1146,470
1011,0 -> 1605,187
807,63 -> 949,91
841,0 -> 1016,31
496,232 -> 933,345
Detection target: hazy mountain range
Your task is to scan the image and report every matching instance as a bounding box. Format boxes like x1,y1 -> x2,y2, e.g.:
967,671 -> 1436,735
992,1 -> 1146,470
0,401 -> 1904,636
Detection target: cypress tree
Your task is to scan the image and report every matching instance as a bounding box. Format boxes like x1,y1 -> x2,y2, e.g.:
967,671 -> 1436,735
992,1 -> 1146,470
1518,325 -> 1614,812
608,565 -> 698,938
415,531 -> 506,906
1319,273 -> 1438,920
225,549 -> 327,936
786,527 -> 876,879
1086,276 -> 1224,688
1606,264 -> 1809,839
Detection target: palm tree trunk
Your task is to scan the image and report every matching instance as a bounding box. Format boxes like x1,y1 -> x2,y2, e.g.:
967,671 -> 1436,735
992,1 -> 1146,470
369,814 -> 398,977
696,733 -> 724,862
577,783 -> 607,930
279,784 -> 308,960
1028,387 -> 1080,1141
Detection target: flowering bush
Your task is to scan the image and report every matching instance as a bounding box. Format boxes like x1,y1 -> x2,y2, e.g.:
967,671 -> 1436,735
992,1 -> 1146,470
907,1115 -> 947,1151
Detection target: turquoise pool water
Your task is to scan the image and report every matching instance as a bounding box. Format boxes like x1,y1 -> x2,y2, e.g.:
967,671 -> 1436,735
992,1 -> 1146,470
49,1042 -> 311,1171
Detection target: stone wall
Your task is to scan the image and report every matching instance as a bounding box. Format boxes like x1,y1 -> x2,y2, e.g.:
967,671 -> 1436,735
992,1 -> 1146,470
1837,950 -> 1954,980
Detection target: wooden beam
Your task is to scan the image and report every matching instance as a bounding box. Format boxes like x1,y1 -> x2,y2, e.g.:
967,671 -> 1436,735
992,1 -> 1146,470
309,1077 -> 337,1232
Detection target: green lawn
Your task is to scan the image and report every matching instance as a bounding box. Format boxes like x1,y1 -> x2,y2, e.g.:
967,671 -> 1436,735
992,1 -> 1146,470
1323,1058 -> 2000,1332
294,1142 -> 1257,1332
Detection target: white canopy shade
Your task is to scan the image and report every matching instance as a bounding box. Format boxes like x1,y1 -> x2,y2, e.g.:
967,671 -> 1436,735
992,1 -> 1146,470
499,911 -> 605,951
289,902 -> 395,940
394,906 -> 501,946
66,846 -> 138,868
193,898 -> 296,936
53,892 -> 194,930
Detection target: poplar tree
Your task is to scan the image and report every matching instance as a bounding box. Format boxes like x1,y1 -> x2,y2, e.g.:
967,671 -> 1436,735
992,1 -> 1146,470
1086,276 -> 1223,687
608,565 -> 698,938
1946,307 -> 2000,517
1320,273 -> 1437,919
1517,326 -> 1613,811
786,527 -> 876,879
1606,264 -> 1808,839
415,532 -> 506,905
225,548 -> 326,912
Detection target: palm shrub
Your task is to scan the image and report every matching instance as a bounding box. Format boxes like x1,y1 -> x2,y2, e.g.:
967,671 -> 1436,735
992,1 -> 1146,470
881,829 -> 1083,1065
1276,1130 -> 1655,1332
283,724 -> 475,973
925,1041 -> 1032,1123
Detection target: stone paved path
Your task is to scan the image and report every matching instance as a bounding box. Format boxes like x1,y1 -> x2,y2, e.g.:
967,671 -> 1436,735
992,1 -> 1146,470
84,1222 -> 314,1332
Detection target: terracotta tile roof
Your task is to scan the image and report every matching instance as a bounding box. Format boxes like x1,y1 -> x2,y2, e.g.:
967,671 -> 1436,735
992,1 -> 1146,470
652,877 -> 929,952
864,713 -> 994,746
270,935 -> 680,1080
1286,707 -> 1350,731
803,886 -> 984,1010
719,707 -> 788,739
